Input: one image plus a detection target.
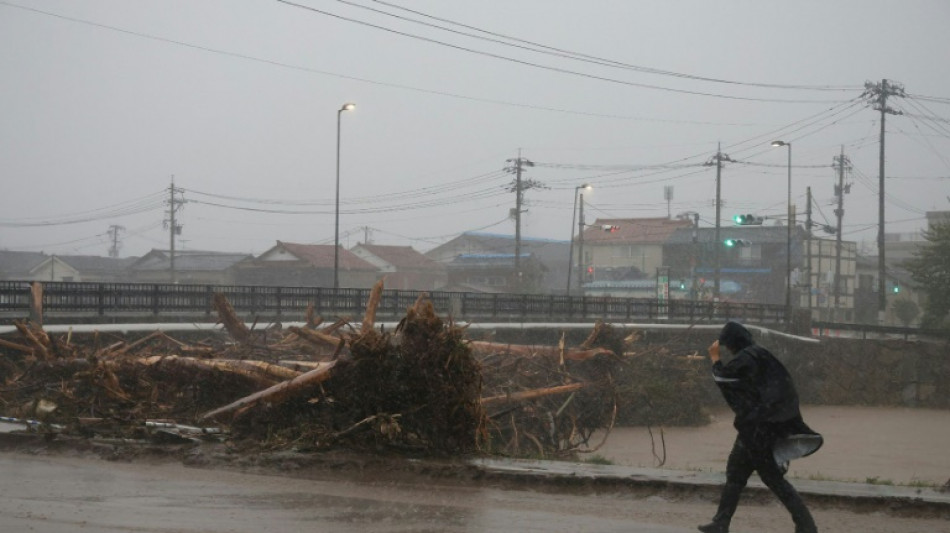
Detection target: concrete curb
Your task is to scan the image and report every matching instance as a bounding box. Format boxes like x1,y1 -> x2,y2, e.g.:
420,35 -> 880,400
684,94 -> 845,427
469,457 -> 950,518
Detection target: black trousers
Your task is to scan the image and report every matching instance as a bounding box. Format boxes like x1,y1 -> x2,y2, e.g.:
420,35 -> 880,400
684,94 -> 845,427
711,435 -> 817,532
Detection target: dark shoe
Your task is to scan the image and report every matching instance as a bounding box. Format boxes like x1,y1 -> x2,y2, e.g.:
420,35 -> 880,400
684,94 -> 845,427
698,522 -> 729,533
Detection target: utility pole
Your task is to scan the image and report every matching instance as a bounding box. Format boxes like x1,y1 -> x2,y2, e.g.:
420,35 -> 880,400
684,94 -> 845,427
690,212 -> 699,299
107,225 -> 125,258
832,146 -> 852,316
805,187 -> 813,312
704,144 -> 734,301
664,186 -> 674,219
577,193 -> 586,290
164,176 -> 184,283
863,79 -> 905,317
505,152 -> 539,292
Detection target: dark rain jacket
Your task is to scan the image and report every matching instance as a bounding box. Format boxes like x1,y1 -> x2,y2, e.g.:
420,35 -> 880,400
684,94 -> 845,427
712,322 -> 822,462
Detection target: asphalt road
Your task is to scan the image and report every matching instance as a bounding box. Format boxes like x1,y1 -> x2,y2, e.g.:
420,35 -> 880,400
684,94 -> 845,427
0,452 -> 945,533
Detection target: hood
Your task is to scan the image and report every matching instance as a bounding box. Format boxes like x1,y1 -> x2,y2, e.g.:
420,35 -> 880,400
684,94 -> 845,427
718,321 -> 754,353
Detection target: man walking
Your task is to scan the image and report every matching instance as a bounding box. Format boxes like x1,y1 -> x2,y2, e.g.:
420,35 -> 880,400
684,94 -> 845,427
699,321 -> 822,533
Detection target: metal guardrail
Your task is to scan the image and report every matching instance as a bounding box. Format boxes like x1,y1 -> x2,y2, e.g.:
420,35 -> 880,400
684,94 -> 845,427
0,280 -> 789,326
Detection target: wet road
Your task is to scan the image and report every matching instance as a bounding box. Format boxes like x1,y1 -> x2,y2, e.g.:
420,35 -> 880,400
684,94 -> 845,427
0,452 -> 944,532
0,453 -> 689,533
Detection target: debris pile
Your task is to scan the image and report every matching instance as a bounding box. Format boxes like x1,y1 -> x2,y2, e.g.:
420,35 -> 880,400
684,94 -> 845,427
0,282 -> 706,458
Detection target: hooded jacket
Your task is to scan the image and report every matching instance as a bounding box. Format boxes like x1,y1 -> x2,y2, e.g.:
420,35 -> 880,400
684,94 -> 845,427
712,322 -> 822,459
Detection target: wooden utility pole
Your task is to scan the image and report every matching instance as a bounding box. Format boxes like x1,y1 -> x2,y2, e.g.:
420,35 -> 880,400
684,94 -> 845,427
577,193 -> 586,289
107,225 -> 125,258
704,144 -> 734,301
833,147 -> 851,314
505,152 -> 537,292
805,187 -> 813,312
165,176 -> 184,283
864,79 -> 905,317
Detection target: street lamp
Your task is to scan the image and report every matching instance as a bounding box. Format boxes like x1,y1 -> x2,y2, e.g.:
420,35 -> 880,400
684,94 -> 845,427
771,140 -> 792,323
334,102 -> 355,289
566,184 -> 591,295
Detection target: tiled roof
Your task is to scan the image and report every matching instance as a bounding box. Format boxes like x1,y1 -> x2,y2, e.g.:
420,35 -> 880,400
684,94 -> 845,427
0,250 -> 48,276
355,244 -> 442,270
56,255 -> 138,272
276,242 -> 376,271
581,217 -> 692,244
130,250 -> 252,272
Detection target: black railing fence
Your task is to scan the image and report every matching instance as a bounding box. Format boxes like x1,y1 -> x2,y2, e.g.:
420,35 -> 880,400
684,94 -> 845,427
0,280 -> 787,325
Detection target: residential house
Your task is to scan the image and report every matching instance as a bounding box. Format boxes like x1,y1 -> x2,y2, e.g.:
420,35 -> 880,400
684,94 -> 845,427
425,232 -> 570,294
664,224 -> 807,305
578,217 -> 691,294
128,249 -> 253,285
29,255 -> 138,283
234,241 -> 377,288
350,243 -> 447,290
442,252 -> 547,293
0,250 -> 48,280
802,237 -> 857,322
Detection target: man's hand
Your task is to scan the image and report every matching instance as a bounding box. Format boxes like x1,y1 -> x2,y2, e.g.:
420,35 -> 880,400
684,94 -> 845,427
708,340 -> 721,363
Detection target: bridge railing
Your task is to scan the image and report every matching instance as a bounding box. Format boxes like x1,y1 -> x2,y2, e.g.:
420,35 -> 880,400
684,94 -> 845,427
0,280 -> 788,325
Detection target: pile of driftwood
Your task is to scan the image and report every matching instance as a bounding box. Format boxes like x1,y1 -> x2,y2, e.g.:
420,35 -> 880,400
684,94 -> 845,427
0,282 -> 706,458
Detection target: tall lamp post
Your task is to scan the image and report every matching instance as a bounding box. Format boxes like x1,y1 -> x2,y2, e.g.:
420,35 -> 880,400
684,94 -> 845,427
334,102 -> 355,289
771,140 -> 792,323
566,184 -> 591,295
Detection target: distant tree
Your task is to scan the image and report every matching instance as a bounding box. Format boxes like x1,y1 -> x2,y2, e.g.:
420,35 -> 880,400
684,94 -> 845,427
904,221 -> 950,328
891,298 -> 920,327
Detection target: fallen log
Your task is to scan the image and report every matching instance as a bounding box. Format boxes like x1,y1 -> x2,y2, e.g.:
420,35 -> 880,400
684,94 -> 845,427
106,330 -> 165,357
361,279 -> 384,335
213,293 -> 251,343
199,360 -> 338,421
288,326 -> 345,351
469,341 -> 614,361
141,355 -> 300,384
0,337 -> 34,355
480,382 -> 589,407
277,360 -> 335,372
14,321 -> 50,360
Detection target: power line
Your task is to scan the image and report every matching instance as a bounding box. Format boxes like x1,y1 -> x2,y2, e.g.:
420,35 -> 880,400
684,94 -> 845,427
1,0 -> 813,124
277,0 -> 849,104
0,191 -> 166,227
343,0 -> 858,92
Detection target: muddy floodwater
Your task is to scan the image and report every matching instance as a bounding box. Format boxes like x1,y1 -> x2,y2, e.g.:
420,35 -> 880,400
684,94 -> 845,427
595,405 -> 950,486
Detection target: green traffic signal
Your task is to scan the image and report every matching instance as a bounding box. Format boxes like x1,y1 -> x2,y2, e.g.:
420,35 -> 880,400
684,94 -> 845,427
724,238 -> 751,247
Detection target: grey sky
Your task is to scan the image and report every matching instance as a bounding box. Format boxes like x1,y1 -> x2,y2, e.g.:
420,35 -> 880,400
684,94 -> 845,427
1,0 -> 948,258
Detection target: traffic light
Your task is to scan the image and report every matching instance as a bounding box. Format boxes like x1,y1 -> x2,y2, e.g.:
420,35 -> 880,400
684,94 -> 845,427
724,238 -> 752,247
892,281 -> 900,294
586,266 -> 594,280
602,224 -> 619,232
733,214 -> 764,226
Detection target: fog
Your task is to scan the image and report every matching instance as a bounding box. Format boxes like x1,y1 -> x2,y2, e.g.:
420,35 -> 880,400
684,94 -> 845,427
1,0 -> 948,257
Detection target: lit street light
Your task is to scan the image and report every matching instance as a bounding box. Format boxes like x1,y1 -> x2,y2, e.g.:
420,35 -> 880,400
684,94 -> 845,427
566,184 -> 591,295
771,140 -> 792,323
334,102 -> 355,289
